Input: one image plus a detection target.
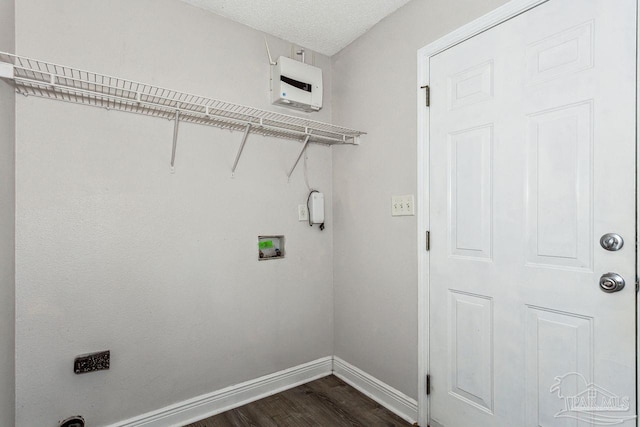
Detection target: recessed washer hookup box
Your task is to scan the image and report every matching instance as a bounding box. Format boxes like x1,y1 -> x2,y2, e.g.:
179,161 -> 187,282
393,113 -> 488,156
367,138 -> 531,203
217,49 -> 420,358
258,236 -> 285,261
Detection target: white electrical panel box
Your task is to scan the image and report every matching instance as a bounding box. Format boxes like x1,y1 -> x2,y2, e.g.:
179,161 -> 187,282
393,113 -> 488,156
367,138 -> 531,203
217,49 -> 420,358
309,192 -> 325,224
271,56 -> 322,112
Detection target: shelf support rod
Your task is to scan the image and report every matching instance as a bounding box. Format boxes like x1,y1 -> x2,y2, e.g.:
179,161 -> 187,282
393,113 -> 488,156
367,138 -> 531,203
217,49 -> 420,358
231,123 -> 252,177
170,110 -> 180,172
287,135 -> 311,181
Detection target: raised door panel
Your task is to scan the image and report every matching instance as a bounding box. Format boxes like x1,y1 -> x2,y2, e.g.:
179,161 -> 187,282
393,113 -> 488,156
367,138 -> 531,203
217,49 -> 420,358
526,21 -> 594,85
448,125 -> 493,260
449,290 -> 494,413
448,61 -> 494,110
526,102 -> 592,270
525,306 -> 593,427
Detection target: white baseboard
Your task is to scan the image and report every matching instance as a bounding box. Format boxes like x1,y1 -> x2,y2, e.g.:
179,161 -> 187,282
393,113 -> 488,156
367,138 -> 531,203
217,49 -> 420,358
109,356 -> 333,427
332,356 -> 418,424
108,356 -> 417,426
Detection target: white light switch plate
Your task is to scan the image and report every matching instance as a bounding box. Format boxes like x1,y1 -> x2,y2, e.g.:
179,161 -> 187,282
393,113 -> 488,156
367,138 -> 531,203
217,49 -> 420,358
392,195 -> 415,216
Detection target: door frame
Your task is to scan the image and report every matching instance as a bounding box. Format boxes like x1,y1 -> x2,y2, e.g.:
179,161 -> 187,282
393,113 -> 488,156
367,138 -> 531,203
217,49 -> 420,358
415,0 -> 639,425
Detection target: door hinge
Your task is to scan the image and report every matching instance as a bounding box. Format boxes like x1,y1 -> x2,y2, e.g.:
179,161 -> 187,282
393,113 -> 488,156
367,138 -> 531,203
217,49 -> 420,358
425,231 -> 430,251
426,374 -> 431,395
420,85 -> 430,107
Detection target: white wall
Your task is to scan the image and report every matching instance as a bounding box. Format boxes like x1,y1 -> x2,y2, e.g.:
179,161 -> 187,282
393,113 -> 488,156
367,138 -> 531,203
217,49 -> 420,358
11,0 -> 528,423
0,0 -> 15,425
331,0 -> 508,399
14,1 -> 335,425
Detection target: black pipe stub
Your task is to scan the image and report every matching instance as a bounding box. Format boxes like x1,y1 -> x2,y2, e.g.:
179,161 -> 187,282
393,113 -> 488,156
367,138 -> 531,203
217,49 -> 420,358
60,416 -> 85,427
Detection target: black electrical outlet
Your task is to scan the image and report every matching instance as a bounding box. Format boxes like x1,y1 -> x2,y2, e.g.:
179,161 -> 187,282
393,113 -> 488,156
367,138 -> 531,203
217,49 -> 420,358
74,350 -> 110,374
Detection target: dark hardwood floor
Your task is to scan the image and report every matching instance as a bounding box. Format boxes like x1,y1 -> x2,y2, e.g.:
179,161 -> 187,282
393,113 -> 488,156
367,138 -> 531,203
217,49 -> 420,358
184,375 -> 412,427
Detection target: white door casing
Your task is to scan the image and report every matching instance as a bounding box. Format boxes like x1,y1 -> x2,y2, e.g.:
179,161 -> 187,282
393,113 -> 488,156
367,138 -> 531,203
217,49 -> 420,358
419,0 -> 637,426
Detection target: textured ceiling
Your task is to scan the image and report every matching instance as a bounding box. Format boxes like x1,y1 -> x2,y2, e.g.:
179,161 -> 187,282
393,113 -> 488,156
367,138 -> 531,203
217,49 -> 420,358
179,0 -> 412,56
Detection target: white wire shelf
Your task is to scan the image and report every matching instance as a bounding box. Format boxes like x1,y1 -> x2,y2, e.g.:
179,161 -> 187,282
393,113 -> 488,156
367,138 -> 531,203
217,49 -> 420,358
0,51 -> 365,176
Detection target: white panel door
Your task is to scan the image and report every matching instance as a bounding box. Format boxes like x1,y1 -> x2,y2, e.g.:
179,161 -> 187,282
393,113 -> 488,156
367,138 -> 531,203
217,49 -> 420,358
428,1 -> 637,426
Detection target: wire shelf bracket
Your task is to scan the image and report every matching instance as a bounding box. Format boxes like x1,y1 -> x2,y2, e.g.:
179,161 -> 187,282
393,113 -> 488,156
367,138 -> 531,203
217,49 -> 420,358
231,123 -> 252,177
170,110 -> 180,173
0,52 -> 365,176
287,135 -> 311,182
